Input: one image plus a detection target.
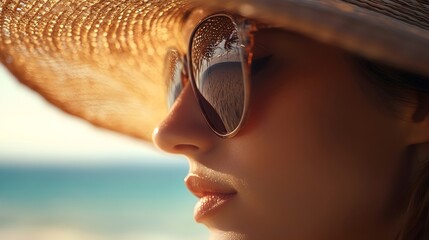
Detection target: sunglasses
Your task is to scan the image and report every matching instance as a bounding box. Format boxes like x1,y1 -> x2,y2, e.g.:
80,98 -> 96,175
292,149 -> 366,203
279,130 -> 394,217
164,13 -> 268,138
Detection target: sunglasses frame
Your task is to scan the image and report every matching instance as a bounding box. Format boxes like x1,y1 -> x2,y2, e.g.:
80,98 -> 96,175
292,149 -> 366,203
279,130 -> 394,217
188,13 -> 259,138
165,13 -> 268,138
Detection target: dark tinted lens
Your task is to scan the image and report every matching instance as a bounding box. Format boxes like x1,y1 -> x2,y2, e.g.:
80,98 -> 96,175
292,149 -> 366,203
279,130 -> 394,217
190,15 -> 245,135
164,49 -> 185,109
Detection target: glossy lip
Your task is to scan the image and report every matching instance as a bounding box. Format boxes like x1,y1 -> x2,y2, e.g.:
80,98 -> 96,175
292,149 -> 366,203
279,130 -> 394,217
185,173 -> 237,222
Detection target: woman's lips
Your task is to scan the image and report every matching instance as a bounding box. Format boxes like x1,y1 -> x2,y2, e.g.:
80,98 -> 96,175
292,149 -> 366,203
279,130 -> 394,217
194,193 -> 235,222
185,174 -> 237,222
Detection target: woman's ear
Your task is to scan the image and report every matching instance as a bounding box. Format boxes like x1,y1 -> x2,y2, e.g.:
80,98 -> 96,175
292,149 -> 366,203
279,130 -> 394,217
406,93 -> 429,145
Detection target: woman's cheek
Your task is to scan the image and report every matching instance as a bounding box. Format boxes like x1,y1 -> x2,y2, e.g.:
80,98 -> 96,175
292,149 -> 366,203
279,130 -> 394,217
230,69 -> 403,239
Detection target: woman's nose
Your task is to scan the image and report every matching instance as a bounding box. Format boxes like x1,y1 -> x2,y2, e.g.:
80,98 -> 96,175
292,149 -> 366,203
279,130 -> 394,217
152,83 -> 218,156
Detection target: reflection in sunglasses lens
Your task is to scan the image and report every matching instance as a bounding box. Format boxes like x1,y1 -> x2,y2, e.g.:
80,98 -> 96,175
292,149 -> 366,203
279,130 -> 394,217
191,16 -> 245,135
164,49 -> 185,109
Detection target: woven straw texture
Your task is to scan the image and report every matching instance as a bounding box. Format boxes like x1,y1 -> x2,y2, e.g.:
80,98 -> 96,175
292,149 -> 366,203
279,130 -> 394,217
1,0 -> 429,141
0,0 -> 197,140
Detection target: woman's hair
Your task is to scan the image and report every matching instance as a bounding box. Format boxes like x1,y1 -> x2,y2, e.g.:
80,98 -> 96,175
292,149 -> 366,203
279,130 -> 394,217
354,57 -> 429,240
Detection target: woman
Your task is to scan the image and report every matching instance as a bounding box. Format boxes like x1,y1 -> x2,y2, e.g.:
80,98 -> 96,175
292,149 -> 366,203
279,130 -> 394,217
1,0 -> 429,239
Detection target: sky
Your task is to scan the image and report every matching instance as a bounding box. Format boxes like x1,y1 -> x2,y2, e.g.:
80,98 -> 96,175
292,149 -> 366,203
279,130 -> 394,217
0,64 -> 182,165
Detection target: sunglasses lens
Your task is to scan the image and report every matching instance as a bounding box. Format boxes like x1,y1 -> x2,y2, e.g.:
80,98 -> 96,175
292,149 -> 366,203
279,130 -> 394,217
164,49 -> 185,109
190,15 -> 245,136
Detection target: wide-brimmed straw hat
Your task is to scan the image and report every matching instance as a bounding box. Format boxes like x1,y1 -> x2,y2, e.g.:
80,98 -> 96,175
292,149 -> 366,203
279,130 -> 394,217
1,0 -> 429,141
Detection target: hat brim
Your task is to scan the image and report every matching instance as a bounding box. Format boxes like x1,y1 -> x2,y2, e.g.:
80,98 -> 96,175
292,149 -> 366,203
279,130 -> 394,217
1,0 -> 428,141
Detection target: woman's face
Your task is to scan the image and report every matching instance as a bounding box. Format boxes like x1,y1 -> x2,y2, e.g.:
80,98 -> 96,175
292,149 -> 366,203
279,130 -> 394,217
153,29 -> 410,240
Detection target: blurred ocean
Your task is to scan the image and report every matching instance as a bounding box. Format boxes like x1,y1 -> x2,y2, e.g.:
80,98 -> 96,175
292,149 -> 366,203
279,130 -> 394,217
0,163 -> 209,240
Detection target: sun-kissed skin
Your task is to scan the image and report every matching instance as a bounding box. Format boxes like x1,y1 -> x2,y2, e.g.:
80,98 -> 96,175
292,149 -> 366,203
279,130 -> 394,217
153,28 -> 429,240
